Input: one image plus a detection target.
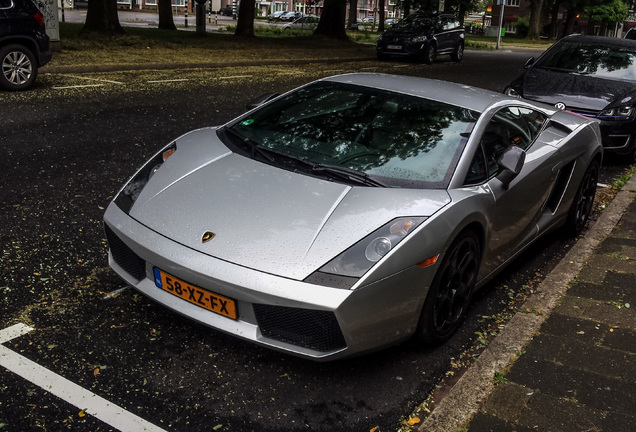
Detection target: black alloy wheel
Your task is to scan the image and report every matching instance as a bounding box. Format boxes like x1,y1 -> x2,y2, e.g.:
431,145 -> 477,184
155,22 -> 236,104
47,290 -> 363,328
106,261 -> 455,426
565,160 -> 599,237
416,230 -> 481,344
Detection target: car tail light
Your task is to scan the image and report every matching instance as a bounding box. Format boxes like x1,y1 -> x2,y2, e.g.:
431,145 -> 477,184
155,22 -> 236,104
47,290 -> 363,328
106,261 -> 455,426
34,12 -> 45,27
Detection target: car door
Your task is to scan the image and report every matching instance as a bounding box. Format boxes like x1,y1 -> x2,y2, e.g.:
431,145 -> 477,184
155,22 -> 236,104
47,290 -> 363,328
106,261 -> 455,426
0,0 -> 10,35
473,106 -> 560,276
434,16 -> 452,52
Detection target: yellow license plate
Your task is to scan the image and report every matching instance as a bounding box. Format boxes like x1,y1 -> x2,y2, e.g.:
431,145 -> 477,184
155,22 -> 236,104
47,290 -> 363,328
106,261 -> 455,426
153,268 -> 237,320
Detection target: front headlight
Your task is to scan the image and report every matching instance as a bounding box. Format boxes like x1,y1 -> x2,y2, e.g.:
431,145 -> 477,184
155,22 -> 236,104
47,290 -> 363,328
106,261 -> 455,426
377,33 -> 384,42
412,35 -> 427,43
599,105 -> 636,120
305,217 -> 426,288
114,142 -> 176,214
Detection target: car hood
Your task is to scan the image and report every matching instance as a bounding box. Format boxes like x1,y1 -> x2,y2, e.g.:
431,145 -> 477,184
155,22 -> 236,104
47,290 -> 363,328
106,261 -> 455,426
520,67 -> 636,111
382,28 -> 431,38
129,128 -> 451,280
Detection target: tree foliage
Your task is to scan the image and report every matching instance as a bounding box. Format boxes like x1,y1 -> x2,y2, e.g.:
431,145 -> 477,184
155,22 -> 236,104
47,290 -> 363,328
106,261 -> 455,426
585,0 -> 628,27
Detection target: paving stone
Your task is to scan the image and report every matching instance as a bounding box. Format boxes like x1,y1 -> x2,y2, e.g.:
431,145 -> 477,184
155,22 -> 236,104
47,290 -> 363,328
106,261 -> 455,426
569,278 -> 635,304
596,237 -> 636,256
527,333 -> 631,378
582,301 -> 636,331
540,313 -> 608,345
602,326 -> 636,354
506,357 -> 636,414
517,392 -> 605,432
480,382 -> 532,423
467,412 -> 535,432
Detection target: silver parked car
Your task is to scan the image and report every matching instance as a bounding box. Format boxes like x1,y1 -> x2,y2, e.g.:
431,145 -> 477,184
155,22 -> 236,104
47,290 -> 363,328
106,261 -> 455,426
104,74 -> 602,361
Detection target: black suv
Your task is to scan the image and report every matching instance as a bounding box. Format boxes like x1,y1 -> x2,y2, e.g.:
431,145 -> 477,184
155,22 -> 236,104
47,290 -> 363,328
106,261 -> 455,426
377,13 -> 464,63
0,0 -> 51,90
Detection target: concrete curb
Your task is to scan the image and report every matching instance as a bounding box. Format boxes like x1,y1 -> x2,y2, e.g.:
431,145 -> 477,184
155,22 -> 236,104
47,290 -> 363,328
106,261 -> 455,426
418,175 -> 636,432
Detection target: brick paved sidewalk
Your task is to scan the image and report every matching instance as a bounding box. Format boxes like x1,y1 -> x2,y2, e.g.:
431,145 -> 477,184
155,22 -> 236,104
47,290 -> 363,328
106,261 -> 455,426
467,190 -> 636,431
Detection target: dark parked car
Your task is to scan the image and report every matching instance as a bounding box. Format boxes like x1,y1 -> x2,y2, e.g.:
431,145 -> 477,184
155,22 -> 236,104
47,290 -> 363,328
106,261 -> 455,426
376,13 -> 464,63
217,6 -> 233,16
624,27 -> 636,40
0,0 -> 52,90
505,35 -> 636,159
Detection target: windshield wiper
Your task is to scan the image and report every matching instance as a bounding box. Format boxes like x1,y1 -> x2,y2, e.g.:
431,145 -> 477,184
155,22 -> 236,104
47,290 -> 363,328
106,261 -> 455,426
222,127 -> 385,188
223,127 -> 276,162
312,164 -> 387,188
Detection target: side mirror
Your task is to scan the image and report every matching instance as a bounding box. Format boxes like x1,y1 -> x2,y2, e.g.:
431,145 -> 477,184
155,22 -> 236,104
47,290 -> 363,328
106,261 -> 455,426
524,57 -> 535,69
246,92 -> 280,111
496,146 -> 525,190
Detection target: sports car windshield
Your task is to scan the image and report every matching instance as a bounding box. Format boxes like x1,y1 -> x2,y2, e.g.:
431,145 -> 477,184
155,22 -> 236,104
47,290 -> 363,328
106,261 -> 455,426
224,81 -> 478,189
536,41 -> 636,80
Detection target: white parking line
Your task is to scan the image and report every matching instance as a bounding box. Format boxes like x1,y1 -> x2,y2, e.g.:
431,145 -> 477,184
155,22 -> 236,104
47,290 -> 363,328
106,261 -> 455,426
65,75 -> 125,85
53,84 -> 105,90
219,75 -> 253,79
0,324 -> 167,432
147,79 -> 190,83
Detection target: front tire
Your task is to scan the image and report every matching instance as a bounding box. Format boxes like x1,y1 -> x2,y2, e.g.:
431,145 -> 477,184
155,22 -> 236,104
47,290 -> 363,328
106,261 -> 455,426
451,42 -> 464,62
0,44 -> 38,91
422,43 -> 436,64
416,230 -> 481,344
564,160 -> 599,237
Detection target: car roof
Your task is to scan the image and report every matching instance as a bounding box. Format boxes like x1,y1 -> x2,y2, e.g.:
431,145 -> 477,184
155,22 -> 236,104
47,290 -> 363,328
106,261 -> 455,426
559,34 -> 636,49
322,73 -> 507,113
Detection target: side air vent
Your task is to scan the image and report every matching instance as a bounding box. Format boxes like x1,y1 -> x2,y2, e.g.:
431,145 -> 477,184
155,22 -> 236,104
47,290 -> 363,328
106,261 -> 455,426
546,160 -> 576,213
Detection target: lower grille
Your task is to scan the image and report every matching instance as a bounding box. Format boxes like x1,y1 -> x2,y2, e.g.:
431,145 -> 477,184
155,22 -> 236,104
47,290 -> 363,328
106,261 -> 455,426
104,224 -> 146,281
253,304 -> 347,352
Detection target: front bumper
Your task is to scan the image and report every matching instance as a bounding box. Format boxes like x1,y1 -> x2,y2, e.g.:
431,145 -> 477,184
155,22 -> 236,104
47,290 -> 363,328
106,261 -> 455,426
377,40 -> 427,57
597,121 -> 636,156
103,203 -> 434,361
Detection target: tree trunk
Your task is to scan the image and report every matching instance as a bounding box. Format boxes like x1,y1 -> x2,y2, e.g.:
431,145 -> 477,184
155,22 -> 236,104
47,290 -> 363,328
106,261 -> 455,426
234,0 -> 256,37
403,0 -> 410,17
158,0 -> 177,30
314,0 -> 348,39
196,0 -> 206,35
82,0 -> 124,35
563,6 -> 576,36
347,0 -> 358,29
378,0 -> 385,32
526,0 -> 544,40
548,0 -> 561,39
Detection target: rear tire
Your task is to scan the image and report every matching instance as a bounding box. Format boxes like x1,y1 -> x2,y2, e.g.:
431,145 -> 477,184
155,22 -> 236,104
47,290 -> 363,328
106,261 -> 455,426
415,230 -> 481,344
0,44 -> 37,91
564,160 -> 599,237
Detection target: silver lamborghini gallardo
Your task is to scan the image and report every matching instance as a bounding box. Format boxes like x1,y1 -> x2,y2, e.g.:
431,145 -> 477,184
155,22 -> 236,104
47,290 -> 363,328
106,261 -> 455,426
103,73 -> 602,361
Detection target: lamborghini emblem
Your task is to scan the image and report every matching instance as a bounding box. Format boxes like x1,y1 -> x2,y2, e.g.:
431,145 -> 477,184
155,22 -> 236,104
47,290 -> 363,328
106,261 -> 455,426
201,231 -> 216,243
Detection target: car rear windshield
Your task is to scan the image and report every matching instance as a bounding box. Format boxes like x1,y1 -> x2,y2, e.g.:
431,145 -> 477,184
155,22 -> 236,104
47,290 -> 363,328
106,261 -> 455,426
226,81 -> 478,189
536,40 -> 636,80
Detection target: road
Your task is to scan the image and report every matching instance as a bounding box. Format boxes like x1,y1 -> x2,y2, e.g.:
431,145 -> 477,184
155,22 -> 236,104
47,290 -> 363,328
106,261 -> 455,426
0,50 -> 628,431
